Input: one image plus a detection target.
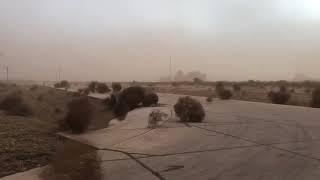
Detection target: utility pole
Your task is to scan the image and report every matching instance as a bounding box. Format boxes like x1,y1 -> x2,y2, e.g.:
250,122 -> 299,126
58,66 -> 61,81
6,66 -> 8,82
169,56 -> 172,82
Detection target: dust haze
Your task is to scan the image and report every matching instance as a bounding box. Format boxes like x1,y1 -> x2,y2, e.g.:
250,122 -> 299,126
1,0 -> 320,82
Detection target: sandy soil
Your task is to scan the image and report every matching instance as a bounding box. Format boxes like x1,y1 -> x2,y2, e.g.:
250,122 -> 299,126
0,84 -> 113,178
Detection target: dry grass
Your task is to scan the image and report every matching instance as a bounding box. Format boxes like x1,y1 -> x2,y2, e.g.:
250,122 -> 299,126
0,85 -> 113,177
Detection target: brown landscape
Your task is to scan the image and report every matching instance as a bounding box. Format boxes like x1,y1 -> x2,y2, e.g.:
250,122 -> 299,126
2,1 -> 320,179
0,83 -> 113,177
1,79 -> 320,178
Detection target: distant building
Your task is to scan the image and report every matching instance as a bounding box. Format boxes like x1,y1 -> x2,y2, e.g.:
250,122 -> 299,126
173,70 -> 207,82
159,76 -> 171,82
293,73 -> 312,81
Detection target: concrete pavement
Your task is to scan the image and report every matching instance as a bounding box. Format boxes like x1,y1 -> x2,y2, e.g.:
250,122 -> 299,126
3,93 -> 320,180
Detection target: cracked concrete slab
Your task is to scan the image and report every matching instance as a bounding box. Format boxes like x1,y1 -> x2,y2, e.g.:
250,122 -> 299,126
113,126 -> 254,155
136,146 -> 320,180
5,93 -> 320,180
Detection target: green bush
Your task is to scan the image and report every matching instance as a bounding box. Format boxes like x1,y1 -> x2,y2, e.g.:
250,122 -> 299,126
206,96 -> 213,102
268,86 -> 291,104
0,93 -> 33,116
311,88 -> 320,108
142,93 -> 159,107
64,97 -> 93,134
218,89 -> 233,100
174,96 -> 205,122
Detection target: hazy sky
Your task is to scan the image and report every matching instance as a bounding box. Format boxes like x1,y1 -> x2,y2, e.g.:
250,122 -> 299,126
1,0 -> 320,81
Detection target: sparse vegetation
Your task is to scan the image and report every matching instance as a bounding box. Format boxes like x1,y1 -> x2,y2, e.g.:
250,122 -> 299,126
218,89 -> 233,100
206,96 -> 213,102
268,86 -> 291,104
215,82 -> 225,94
148,109 -> 168,128
30,85 -> 39,91
0,93 -> 33,116
311,87 -> 320,108
112,82 -> 122,92
174,96 -> 205,122
119,86 -> 146,109
88,81 -> 98,92
96,82 -> 110,94
87,81 -> 111,93
110,86 -> 160,118
64,97 -> 93,134
142,93 -> 159,107
233,84 -> 241,92
54,80 -> 70,89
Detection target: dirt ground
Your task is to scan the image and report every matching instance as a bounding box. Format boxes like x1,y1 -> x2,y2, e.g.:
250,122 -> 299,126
0,84 -> 113,178
154,84 -> 313,107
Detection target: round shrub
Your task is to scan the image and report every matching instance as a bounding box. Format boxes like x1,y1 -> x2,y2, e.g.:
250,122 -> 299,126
119,86 -> 145,109
174,96 -> 205,122
206,96 -> 213,102
64,97 -> 93,134
96,83 -> 110,94
311,88 -> 320,108
54,80 -> 70,89
0,93 -> 33,116
218,89 -> 233,100
268,89 -> 291,105
112,82 -> 122,92
215,82 -> 225,94
142,93 -> 159,107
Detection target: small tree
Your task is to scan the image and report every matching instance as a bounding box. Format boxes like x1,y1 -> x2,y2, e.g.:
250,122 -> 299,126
268,86 -> 291,104
112,82 -> 122,92
174,96 -> 205,122
215,82 -> 225,94
54,80 -> 70,89
0,93 -> 33,116
218,89 -> 233,100
96,83 -> 110,94
193,78 -> 202,84
88,81 -> 98,93
64,97 -> 93,134
119,86 -> 145,109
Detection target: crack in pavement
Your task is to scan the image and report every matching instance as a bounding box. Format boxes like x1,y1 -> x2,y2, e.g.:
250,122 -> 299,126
99,148 -> 166,180
191,124 -> 320,163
